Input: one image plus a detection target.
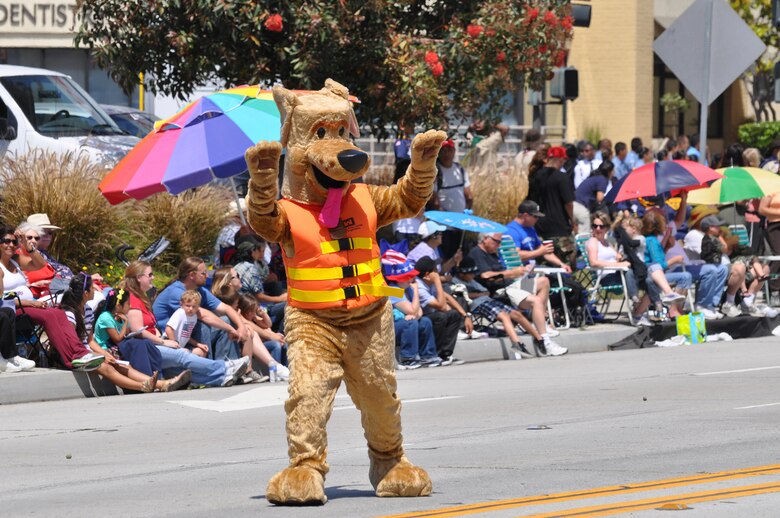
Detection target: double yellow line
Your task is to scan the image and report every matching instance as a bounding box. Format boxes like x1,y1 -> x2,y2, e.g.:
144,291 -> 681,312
381,464 -> 780,517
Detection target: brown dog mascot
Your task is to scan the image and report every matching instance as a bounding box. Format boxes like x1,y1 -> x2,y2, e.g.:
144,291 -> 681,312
245,79 -> 446,505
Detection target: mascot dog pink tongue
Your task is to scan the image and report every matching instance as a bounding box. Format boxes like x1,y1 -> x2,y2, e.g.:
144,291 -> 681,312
245,78 -> 446,506
318,187 -> 344,228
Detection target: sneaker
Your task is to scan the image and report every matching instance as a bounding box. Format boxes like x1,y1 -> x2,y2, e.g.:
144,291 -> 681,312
533,339 -> 548,357
756,303 -> 779,318
468,331 -> 490,339
661,292 -> 686,305
420,357 -> 442,368
71,353 -> 106,371
543,340 -> 568,356
275,363 -> 290,381
546,328 -> 560,337
397,359 -> 421,370
456,331 -> 470,340
633,315 -> 654,327
243,370 -> 269,384
0,357 -> 22,373
222,356 -> 250,386
446,356 -> 465,365
10,355 -> 35,371
695,305 -> 723,320
510,342 -> 535,359
721,302 -> 742,318
742,294 -> 756,308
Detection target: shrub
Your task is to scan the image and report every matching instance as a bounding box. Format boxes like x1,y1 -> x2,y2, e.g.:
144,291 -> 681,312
131,185 -> 233,271
737,121 -> 780,153
470,166 -> 528,226
0,150 -> 131,267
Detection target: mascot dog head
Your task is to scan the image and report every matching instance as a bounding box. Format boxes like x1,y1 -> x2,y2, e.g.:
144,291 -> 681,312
273,80 -> 368,220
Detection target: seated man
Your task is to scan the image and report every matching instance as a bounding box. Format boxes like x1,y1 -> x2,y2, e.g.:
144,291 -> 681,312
407,220 -> 462,276
682,215 -> 734,319
153,257 -> 249,358
504,200 -> 571,272
468,232 -> 567,356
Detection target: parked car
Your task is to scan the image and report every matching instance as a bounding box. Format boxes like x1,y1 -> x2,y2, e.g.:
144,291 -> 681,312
101,104 -> 159,138
0,65 -> 140,167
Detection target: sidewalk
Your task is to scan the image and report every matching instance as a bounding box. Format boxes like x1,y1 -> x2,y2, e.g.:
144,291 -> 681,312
0,324 -> 637,406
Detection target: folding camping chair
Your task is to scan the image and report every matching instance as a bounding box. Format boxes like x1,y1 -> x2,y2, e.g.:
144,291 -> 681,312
574,233 -> 633,325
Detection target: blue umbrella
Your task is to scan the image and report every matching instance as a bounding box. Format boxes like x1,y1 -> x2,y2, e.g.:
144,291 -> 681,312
424,210 -> 507,234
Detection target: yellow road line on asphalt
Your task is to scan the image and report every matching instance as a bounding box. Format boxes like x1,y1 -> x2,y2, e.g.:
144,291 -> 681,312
379,464 -> 780,518
523,480 -> 780,517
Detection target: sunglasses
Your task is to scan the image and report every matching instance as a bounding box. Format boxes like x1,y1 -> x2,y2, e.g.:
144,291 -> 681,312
591,224 -> 607,230
0,238 -> 18,245
487,236 -> 502,243
25,235 -> 41,241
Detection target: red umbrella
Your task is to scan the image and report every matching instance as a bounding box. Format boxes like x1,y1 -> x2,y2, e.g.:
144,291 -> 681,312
605,160 -> 724,204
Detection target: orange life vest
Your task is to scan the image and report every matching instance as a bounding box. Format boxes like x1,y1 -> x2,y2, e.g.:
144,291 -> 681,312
279,184 -> 402,310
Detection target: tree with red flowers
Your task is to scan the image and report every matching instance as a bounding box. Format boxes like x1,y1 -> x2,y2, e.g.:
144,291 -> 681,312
75,0 -> 573,135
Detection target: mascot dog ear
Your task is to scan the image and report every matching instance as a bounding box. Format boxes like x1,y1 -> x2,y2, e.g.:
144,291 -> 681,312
324,78 -> 360,139
273,85 -> 301,148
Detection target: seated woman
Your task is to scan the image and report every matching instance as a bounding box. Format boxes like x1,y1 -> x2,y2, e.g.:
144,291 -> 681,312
585,212 -> 652,323
60,273 -> 162,392
14,222 -> 56,299
120,261 -> 250,388
237,293 -> 289,381
0,267 -> 32,373
642,210 -> 692,318
0,225 -> 99,369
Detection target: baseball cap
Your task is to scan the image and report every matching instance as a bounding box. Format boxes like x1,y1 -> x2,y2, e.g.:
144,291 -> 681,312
455,256 -> 479,274
700,215 -> 726,231
547,146 -> 566,159
517,200 -> 545,218
440,139 -> 455,149
414,256 -> 437,276
418,220 -> 447,238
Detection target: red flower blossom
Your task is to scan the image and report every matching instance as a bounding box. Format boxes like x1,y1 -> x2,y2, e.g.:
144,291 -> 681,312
424,51 -> 439,65
543,11 -> 558,26
431,62 -> 444,78
264,14 -> 283,32
540,45 -> 548,54
485,28 -> 496,37
496,51 -> 506,62
526,7 -> 539,22
467,24 -> 483,37
561,15 -> 574,31
555,50 -> 567,67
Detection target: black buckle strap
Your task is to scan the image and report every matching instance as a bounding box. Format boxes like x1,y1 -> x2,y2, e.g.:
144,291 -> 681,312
341,265 -> 357,278
342,285 -> 360,299
337,237 -> 353,251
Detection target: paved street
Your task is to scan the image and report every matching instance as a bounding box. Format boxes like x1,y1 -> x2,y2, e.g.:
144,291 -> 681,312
3,336 -> 780,517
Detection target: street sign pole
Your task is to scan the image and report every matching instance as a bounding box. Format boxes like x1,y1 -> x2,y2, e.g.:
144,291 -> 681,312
698,0 -> 713,165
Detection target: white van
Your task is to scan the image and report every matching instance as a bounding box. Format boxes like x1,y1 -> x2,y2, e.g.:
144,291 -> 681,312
0,65 -> 140,167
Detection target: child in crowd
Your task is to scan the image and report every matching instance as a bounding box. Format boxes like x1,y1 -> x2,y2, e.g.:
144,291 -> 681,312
165,290 -> 209,357
237,293 -> 290,380
381,250 -> 441,369
642,211 -> 691,318
93,288 -> 190,391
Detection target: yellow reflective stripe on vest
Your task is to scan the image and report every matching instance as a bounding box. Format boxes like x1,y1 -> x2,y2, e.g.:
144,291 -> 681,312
320,237 -> 373,254
287,258 -> 382,281
289,280 -> 403,303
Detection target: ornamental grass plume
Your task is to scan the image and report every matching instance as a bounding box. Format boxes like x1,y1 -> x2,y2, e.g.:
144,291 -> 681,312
469,162 -> 529,226
0,150 -> 130,266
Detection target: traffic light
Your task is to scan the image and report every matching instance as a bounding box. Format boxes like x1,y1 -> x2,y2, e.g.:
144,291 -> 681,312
774,61 -> 780,103
572,3 -> 592,28
550,67 -> 579,101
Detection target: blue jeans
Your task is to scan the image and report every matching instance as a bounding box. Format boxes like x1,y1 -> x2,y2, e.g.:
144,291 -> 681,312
156,346 -> 226,387
693,263 -> 729,308
600,269 -> 639,299
394,316 -> 437,361
264,339 -> 283,364
647,270 -> 693,302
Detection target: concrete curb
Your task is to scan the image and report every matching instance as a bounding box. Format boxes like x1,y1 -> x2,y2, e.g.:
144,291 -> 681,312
0,324 -> 639,406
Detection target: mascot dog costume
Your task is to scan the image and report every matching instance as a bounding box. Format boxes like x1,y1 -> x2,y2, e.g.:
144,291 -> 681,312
246,79 -> 446,505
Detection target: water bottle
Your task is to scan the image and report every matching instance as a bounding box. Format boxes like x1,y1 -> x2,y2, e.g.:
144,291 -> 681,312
269,363 -> 277,383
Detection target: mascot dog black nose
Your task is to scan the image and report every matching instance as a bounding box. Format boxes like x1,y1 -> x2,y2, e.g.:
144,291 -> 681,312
338,149 -> 368,173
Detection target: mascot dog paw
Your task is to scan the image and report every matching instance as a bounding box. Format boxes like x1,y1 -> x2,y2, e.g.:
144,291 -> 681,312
246,79 -> 445,505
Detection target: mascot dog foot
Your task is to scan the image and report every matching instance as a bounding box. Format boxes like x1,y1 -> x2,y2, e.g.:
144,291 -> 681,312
370,456 -> 432,497
266,466 -> 327,506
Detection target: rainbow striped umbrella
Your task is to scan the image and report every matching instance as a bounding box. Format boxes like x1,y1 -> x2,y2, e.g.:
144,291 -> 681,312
605,160 -> 723,204
99,86 -> 360,205
687,167 -> 780,205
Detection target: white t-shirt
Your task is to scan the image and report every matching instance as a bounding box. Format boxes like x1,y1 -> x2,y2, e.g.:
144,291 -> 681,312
683,228 -> 705,259
573,159 -> 603,189
166,307 -> 197,347
0,259 -> 34,300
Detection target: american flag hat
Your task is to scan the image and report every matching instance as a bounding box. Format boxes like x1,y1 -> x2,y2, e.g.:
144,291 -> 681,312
381,250 -> 419,282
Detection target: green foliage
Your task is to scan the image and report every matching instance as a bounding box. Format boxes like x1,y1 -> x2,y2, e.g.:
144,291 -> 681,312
731,0 -> 777,73
583,125 -> 602,147
660,93 -> 689,114
737,121 -> 780,151
74,0 -> 572,135
0,151 -> 233,280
